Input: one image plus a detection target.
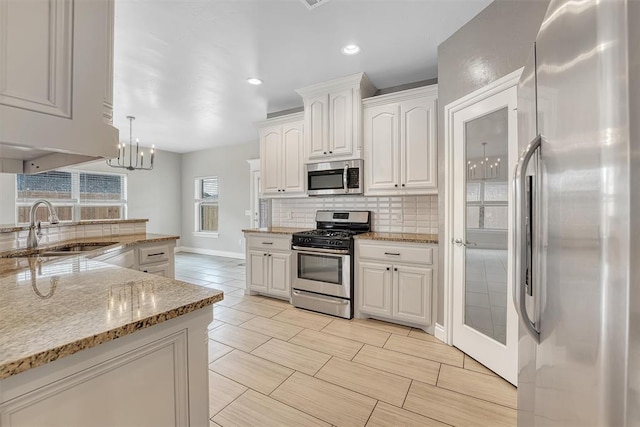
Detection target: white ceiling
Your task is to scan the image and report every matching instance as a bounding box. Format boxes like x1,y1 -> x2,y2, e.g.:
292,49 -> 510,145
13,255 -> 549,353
113,0 -> 492,154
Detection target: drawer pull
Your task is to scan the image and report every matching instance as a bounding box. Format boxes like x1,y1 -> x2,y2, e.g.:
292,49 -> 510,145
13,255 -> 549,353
384,252 -> 401,256
148,252 -> 165,257
262,242 -> 274,245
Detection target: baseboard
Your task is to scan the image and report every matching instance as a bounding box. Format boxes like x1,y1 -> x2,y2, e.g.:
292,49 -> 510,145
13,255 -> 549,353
175,246 -> 245,260
434,323 -> 446,343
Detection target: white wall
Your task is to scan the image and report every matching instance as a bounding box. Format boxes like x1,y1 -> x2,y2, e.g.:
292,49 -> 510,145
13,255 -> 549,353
0,149 -> 182,236
180,141 -> 259,258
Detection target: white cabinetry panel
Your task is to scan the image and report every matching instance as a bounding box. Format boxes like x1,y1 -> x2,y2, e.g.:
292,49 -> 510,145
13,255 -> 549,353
258,113 -> 305,197
356,240 -> 437,331
358,261 -> 392,317
0,0 -> 73,117
363,85 -> 438,195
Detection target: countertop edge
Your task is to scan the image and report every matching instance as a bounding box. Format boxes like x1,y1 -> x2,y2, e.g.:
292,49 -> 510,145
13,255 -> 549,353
0,291 -> 223,380
242,227 -> 311,235
354,232 -> 439,244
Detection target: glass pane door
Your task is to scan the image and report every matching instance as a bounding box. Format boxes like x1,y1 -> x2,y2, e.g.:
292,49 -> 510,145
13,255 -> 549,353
464,107 -> 509,344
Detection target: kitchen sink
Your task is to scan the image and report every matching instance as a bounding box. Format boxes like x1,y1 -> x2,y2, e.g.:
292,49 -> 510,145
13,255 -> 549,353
2,242 -> 117,258
39,242 -> 117,256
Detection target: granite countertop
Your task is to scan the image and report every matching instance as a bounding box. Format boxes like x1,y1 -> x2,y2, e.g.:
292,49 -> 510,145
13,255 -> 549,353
242,227 -> 312,235
0,233 -> 179,276
0,219 -> 149,233
354,232 -> 439,244
0,234 -> 222,379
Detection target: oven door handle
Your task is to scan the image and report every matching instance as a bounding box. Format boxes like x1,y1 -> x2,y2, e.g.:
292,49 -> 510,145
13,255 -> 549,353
292,246 -> 350,255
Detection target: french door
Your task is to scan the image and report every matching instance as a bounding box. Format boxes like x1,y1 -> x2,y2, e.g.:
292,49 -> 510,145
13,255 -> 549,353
451,85 -> 518,385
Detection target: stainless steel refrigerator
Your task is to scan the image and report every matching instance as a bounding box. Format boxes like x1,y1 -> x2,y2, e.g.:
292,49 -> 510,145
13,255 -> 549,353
514,0 -> 639,425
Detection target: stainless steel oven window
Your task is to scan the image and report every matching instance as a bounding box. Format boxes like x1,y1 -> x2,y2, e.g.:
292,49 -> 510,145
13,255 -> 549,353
308,171 -> 345,190
297,253 -> 343,285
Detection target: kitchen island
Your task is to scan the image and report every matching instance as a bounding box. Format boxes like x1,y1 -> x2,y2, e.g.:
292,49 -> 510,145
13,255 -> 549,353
0,242 -> 222,426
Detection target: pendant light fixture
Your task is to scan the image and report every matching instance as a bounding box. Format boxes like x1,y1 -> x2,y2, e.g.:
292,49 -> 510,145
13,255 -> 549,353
467,142 -> 500,180
107,116 -> 155,171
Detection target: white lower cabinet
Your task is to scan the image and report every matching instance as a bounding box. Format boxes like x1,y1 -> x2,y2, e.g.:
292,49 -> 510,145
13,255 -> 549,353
356,240 -> 436,331
94,240 -> 176,279
0,308 -> 212,427
246,234 -> 292,300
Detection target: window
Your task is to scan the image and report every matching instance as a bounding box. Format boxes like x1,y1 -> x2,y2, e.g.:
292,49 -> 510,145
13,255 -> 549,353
194,177 -> 219,236
16,171 -> 127,223
466,181 -> 508,230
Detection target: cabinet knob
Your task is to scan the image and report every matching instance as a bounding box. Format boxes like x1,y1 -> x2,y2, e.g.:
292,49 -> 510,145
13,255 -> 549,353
323,151 -> 327,155
264,253 -> 267,256
402,183 -> 405,187
278,189 -> 281,192
282,189 -> 285,192
329,151 -> 333,154
394,184 -> 398,187
386,267 -> 390,271
394,268 -> 398,271
269,254 -> 272,257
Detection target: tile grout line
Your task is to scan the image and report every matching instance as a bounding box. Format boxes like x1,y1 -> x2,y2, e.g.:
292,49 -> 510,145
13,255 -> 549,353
435,363 -> 442,386
364,399 -> 380,426
401,379 -> 413,408
209,388 -> 250,421
312,355 -> 335,379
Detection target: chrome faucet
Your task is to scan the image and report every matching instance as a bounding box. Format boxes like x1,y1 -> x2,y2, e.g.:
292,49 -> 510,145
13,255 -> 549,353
27,199 -> 60,249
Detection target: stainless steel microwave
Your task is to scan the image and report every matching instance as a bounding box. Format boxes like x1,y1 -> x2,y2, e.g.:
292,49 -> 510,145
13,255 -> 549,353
306,159 -> 363,196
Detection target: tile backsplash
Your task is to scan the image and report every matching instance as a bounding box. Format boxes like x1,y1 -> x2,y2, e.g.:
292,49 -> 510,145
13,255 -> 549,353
272,195 -> 438,234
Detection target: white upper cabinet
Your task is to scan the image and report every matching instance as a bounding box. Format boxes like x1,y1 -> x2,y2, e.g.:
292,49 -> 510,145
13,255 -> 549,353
296,73 -> 376,163
0,0 -> 118,169
363,85 -> 438,196
258,113 -> 305,197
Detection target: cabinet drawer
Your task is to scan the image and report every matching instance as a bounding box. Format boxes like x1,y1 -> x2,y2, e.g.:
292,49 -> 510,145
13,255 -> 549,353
247,235 -> 291,251
138,244 -> 170,265
140,262 -> 170,277
358,242 -> 433,265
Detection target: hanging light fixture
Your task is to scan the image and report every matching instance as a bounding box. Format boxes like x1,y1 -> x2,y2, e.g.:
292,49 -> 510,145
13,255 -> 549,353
467,142 -> 500,180
107,116 -> 155,171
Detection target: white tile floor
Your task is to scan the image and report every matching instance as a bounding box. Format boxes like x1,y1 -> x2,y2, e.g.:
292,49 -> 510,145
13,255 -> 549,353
465,249 -> 508,343
175,252 -> 517,427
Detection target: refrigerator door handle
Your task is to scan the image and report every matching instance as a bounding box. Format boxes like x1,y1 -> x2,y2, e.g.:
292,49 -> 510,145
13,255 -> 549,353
513,134 -> 541,343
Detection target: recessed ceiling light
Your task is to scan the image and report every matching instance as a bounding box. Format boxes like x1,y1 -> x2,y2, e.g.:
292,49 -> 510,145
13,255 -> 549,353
341,44 -> 361,55
247,78 -> 263,85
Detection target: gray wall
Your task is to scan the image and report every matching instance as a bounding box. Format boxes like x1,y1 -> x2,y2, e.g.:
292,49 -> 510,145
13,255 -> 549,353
436,0 -> 549,325
180,141 -> 259,257
74,149 -> 183,235
0,149 -> 182,236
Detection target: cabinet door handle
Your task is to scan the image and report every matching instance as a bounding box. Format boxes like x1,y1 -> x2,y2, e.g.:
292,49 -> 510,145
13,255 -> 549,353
384,252 -> 401,256
148,252 -> 165,257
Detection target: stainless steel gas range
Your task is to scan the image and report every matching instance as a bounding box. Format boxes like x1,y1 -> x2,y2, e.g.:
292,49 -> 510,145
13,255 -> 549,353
291,210 -> 371,319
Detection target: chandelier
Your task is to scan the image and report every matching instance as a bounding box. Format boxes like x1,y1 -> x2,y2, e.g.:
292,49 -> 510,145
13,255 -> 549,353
107,116 -> 155,171
467,142 -> 500,180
